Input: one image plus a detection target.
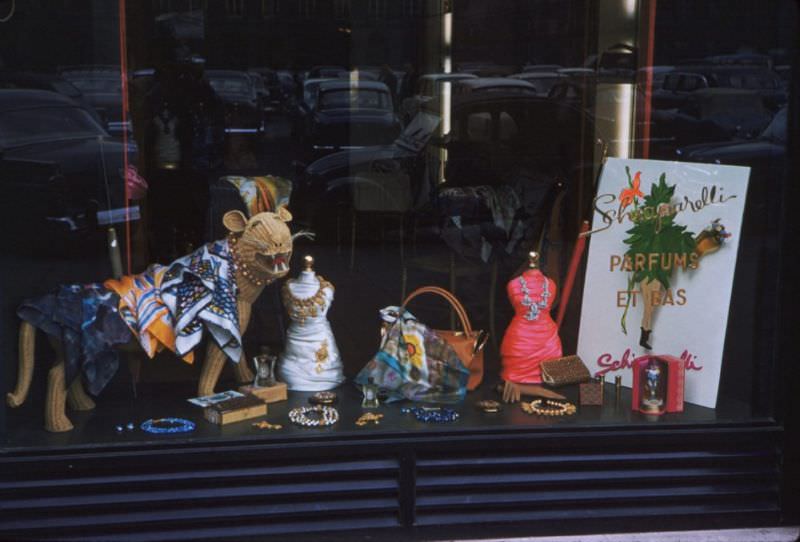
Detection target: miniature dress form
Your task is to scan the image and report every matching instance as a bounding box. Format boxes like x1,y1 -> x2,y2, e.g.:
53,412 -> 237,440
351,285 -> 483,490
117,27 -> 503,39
500,252 -> 563,384
278,256 -> 345,391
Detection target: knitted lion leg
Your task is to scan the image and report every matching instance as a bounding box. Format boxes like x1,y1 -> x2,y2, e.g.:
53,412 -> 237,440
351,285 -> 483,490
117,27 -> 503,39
67,377 -> 95,411
198,299 -> 255,396
45,362 -> 73,432
6,321 -> 36,408
233,301 -> 254,384
198,343 -> 226,397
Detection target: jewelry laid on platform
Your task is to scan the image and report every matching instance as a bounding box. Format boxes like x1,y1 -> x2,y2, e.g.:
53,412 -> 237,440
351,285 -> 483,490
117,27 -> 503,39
476,399 -> 503,413
355,412 -> 384,426
288,405 -> 339,427
519,275 -> 550,321
281,275 -> 333,325
252,420 -> 283,430
114,422 -> 136,433
140,417 -> 197,434
401,406 -> 460,423
308,391 -> 338,405
521,399 -> 577,417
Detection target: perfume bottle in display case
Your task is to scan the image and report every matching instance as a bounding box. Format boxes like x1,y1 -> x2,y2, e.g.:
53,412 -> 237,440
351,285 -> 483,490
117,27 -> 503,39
632,355 -> 686,415
361,377 -> 380,408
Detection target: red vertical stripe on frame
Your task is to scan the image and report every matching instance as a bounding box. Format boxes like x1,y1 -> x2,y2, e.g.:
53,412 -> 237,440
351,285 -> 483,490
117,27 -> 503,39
118,0 -> 132,274
640,0 -> 657,159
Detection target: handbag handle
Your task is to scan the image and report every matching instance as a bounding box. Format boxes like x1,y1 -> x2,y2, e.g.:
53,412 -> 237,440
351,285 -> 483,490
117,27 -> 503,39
401,286 -> 473,336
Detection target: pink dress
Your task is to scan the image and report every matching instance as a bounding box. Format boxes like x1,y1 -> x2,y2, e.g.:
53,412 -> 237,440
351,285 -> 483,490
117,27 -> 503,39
500,269 -> 563,383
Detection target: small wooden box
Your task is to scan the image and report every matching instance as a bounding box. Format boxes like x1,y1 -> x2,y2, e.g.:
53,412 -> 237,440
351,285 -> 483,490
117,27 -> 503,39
579,380 -> 604,406
239,382 -> 288,404
204,395 -> 267,425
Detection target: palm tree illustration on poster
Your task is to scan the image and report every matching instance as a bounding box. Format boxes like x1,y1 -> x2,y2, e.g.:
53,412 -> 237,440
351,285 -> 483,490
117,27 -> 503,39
577,158 -> 749,409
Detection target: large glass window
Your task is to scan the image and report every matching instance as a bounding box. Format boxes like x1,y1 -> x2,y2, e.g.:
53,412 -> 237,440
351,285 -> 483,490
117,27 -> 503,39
0,0 -> 795,448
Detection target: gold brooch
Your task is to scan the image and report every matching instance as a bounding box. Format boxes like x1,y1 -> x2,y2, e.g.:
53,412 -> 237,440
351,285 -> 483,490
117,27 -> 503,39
252,420 -> 283,430
355,412 -> 384,426
477,399 -> 502,413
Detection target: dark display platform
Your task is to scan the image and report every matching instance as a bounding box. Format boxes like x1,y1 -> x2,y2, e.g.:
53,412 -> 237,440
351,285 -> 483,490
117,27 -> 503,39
3,381 -> 758,452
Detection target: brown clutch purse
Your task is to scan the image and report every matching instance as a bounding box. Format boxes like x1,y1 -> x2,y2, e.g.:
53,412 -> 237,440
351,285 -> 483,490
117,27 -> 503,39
540,355 -> 591,387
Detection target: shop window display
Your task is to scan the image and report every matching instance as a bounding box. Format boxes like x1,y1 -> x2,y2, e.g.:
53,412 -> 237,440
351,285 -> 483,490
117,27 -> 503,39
0,0 -> 794,464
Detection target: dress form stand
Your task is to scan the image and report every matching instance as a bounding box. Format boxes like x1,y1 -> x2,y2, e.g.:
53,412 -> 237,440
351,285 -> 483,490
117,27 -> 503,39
278,255 -> 345,391
499,252 -> 566,403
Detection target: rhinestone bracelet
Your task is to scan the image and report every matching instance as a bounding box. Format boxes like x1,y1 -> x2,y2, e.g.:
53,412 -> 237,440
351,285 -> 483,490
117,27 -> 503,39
288,405 -> 339,427
401,406 -> 460,423
140,417 -> 196,434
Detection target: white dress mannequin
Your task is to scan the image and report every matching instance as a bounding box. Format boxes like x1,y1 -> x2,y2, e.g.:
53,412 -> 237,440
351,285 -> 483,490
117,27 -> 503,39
278,256 -> 345,391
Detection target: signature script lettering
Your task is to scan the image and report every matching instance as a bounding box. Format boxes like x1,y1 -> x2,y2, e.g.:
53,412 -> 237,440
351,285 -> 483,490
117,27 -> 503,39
588,185 -> 736,236
595,349 -> 704,377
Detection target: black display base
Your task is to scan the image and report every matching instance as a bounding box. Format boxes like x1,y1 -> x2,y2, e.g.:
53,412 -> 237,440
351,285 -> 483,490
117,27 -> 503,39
3,381 -> 756,451
0,382 -> 784,541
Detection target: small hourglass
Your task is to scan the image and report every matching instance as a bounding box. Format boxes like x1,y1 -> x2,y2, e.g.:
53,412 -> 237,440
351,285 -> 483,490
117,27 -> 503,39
252,353 -> 277,389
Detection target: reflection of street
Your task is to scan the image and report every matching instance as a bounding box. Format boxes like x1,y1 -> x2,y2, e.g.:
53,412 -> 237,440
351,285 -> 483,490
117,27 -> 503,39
240,113 -> 298,178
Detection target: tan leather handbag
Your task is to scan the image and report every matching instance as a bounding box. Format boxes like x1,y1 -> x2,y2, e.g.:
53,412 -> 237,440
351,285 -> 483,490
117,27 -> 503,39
402,286 -> 487,390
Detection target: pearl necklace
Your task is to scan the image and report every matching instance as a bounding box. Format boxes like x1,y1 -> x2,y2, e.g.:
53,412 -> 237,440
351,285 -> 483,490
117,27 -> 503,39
519,275 -> 550,321
521,399 -> 577,417
228,233 -> 266,288
288,405 -> 339,427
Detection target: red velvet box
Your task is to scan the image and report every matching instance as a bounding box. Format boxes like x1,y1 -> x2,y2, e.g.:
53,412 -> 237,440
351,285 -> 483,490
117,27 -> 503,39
631,355 -> 685,415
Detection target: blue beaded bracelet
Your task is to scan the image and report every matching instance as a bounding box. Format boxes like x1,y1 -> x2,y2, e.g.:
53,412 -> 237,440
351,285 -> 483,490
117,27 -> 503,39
401,406 -> 460,423
140,417 -> 196,434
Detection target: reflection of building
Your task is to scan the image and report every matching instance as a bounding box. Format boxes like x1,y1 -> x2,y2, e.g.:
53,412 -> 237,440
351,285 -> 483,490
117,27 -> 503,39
200,0 -> 422,69
653,0 -> 796,65
452,0 -> 592,69
0,1 -> 117,71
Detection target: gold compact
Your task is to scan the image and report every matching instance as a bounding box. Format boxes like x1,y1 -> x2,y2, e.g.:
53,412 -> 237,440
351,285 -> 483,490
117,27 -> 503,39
477,399 -> 503,413
308,391 -> 338,405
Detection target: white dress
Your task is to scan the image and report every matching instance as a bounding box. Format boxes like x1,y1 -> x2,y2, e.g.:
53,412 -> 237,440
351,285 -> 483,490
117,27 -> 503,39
278,271 -> 345,391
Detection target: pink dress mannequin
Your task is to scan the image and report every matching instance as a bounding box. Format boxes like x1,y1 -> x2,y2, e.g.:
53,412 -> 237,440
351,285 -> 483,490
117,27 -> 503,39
501,252 -> 563,384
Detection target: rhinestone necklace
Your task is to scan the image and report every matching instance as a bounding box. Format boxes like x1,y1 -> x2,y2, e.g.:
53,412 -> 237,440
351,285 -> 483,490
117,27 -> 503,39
519,274 -> 550,321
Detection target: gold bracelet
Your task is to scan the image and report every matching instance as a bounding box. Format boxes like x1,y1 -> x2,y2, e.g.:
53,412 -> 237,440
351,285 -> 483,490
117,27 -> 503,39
521,399 -> 577,417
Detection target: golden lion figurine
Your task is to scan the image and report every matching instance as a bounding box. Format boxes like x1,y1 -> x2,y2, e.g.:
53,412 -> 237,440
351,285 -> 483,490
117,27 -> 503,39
7,208 -> 300,432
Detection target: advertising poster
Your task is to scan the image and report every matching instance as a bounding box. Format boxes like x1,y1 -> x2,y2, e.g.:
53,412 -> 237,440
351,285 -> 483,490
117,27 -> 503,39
577,158 -> 750,408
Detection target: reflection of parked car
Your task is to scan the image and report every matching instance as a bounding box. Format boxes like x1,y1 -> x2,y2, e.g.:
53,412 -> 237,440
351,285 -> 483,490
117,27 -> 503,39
676,105 -> 786,165
0,90 -> 134,242
292,110 -> 441,227
508,72 -> 565,97
291,77 -> 334,140
651,88 -> 773,157
453,77 -> 537,97
676,106 -> 786,235
521,64 -> 563,73
400,73 -> 477,124
308,65 -> 346,79
306,80 -> 401,158
547,73 -> 598,108
59,66 -> 130,135
0,71 -> 101,124
247,71 -> 273,116
427,94 -> 593,188
295,94 -> 595,241
206,69 -> 263,135
654,65 -> 786,112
